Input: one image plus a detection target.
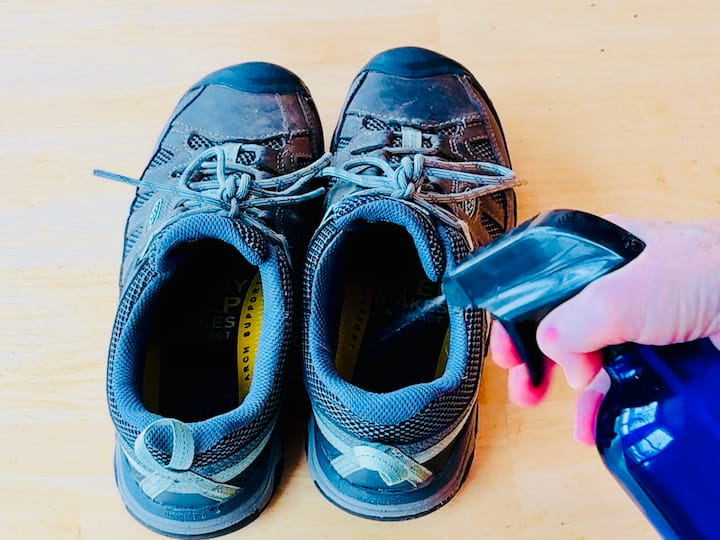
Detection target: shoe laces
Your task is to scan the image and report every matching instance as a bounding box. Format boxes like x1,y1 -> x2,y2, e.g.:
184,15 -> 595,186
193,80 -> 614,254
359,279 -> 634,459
321,153 -> 521,240
95,144 -> 332,260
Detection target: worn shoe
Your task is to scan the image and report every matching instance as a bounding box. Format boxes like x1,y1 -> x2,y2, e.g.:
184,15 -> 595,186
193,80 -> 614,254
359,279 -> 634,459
97,62 -> 327,537
303,47 -> 519,520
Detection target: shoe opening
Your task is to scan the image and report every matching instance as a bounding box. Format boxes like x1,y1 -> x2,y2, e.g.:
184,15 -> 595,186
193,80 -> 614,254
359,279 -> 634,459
332,223 -> 449,392
142,239 -> 263,422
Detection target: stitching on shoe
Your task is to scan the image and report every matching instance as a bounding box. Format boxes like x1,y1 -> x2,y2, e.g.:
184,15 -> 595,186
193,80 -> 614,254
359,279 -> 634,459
176,119 -> 292,143
456,76 -> 505,166
297,95 -> 317,145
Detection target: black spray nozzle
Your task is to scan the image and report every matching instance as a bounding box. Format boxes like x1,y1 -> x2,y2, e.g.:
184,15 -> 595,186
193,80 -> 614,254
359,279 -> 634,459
442,209 -> 645,386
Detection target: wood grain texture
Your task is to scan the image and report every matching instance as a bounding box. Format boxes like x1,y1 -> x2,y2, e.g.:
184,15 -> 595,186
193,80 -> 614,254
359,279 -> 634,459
2,1 -> 718,538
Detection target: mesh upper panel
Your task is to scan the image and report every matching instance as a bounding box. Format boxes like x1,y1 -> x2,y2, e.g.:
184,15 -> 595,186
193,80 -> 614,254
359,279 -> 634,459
303,307 -> 486,445
187,132 -> 286,152
261,136 -> 285,150
362,116 -> 391,131
481,213 -> 505,239
361,115 -> 461,138
149,147 -> 175,168
336,137 -> 351,150
107,263 -> 157,445
435,124 -> 461,137
467,138 -> 496,161
236,150 -> 257,166
188,133 -> 214,150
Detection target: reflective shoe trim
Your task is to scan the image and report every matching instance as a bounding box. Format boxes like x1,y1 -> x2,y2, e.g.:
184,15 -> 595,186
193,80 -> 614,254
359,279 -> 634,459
314,404 -> 475,488
123,418 -> 274,502
331,445 -> 432,489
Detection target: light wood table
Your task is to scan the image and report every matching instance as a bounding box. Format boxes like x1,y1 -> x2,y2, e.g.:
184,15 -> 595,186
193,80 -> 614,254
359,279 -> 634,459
3,1 -> 718,538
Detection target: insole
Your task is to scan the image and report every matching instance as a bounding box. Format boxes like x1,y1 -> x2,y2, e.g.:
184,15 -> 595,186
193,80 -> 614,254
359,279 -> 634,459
334,225 -> 449,393
142,241 -> 263,422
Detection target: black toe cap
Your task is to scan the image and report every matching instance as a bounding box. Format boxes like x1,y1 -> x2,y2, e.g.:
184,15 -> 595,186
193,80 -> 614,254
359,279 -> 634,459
362,47 -> 469,78
191,62 -> 309,95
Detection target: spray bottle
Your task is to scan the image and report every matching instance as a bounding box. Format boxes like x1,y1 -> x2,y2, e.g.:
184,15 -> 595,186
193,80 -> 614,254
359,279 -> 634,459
440,209 -> 720,539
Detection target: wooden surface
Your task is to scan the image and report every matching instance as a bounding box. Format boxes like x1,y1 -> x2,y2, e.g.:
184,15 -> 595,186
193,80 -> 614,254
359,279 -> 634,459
2,1 -> 719,538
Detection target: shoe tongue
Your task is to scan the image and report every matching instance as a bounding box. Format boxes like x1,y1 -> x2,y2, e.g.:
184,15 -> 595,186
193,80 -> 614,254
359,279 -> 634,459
153,214 -> 268,273
332,196 -> 445,281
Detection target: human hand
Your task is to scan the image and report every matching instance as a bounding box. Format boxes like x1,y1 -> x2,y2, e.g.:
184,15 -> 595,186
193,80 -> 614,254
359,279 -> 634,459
489,216 -> 720,444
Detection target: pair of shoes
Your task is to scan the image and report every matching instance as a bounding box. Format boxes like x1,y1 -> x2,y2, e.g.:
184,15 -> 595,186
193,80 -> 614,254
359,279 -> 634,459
97,47 -> 519,537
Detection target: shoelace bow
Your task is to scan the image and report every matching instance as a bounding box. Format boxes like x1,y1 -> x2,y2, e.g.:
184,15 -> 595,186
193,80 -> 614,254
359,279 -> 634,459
320,153 -> 521,230
94,144 -> 332,257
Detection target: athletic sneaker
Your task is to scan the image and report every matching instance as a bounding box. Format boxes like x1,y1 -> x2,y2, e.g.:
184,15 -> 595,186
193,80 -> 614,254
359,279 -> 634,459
303,47 -> 520,520
96,62 -> 327,537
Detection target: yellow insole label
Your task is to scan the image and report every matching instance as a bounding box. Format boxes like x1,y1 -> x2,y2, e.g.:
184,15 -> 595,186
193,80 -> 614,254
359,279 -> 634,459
335,279 -> 372,381
236,272 -> 263,401
435,330 -> 450,378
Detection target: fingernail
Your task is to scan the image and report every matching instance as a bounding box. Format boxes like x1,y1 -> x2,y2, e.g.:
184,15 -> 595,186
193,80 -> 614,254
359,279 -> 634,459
587,369 -> 611,394
574,390 -> 605,445
560,351 -> 602,390
565,364 -> 588,390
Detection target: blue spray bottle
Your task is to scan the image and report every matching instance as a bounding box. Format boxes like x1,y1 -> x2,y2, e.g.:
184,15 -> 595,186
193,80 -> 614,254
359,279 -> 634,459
441,209 -> 720,539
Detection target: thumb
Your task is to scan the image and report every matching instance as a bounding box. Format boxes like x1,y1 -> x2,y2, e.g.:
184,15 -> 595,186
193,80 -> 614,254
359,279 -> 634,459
535,266 -> 634,388
537,216 -> 720,361
534,216 -> 656,363
537,267 -> 633,355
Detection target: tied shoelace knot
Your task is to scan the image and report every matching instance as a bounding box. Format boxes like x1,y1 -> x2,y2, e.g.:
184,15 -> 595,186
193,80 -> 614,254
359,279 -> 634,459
94,144 -> 332,256
319,153 -> 521,230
